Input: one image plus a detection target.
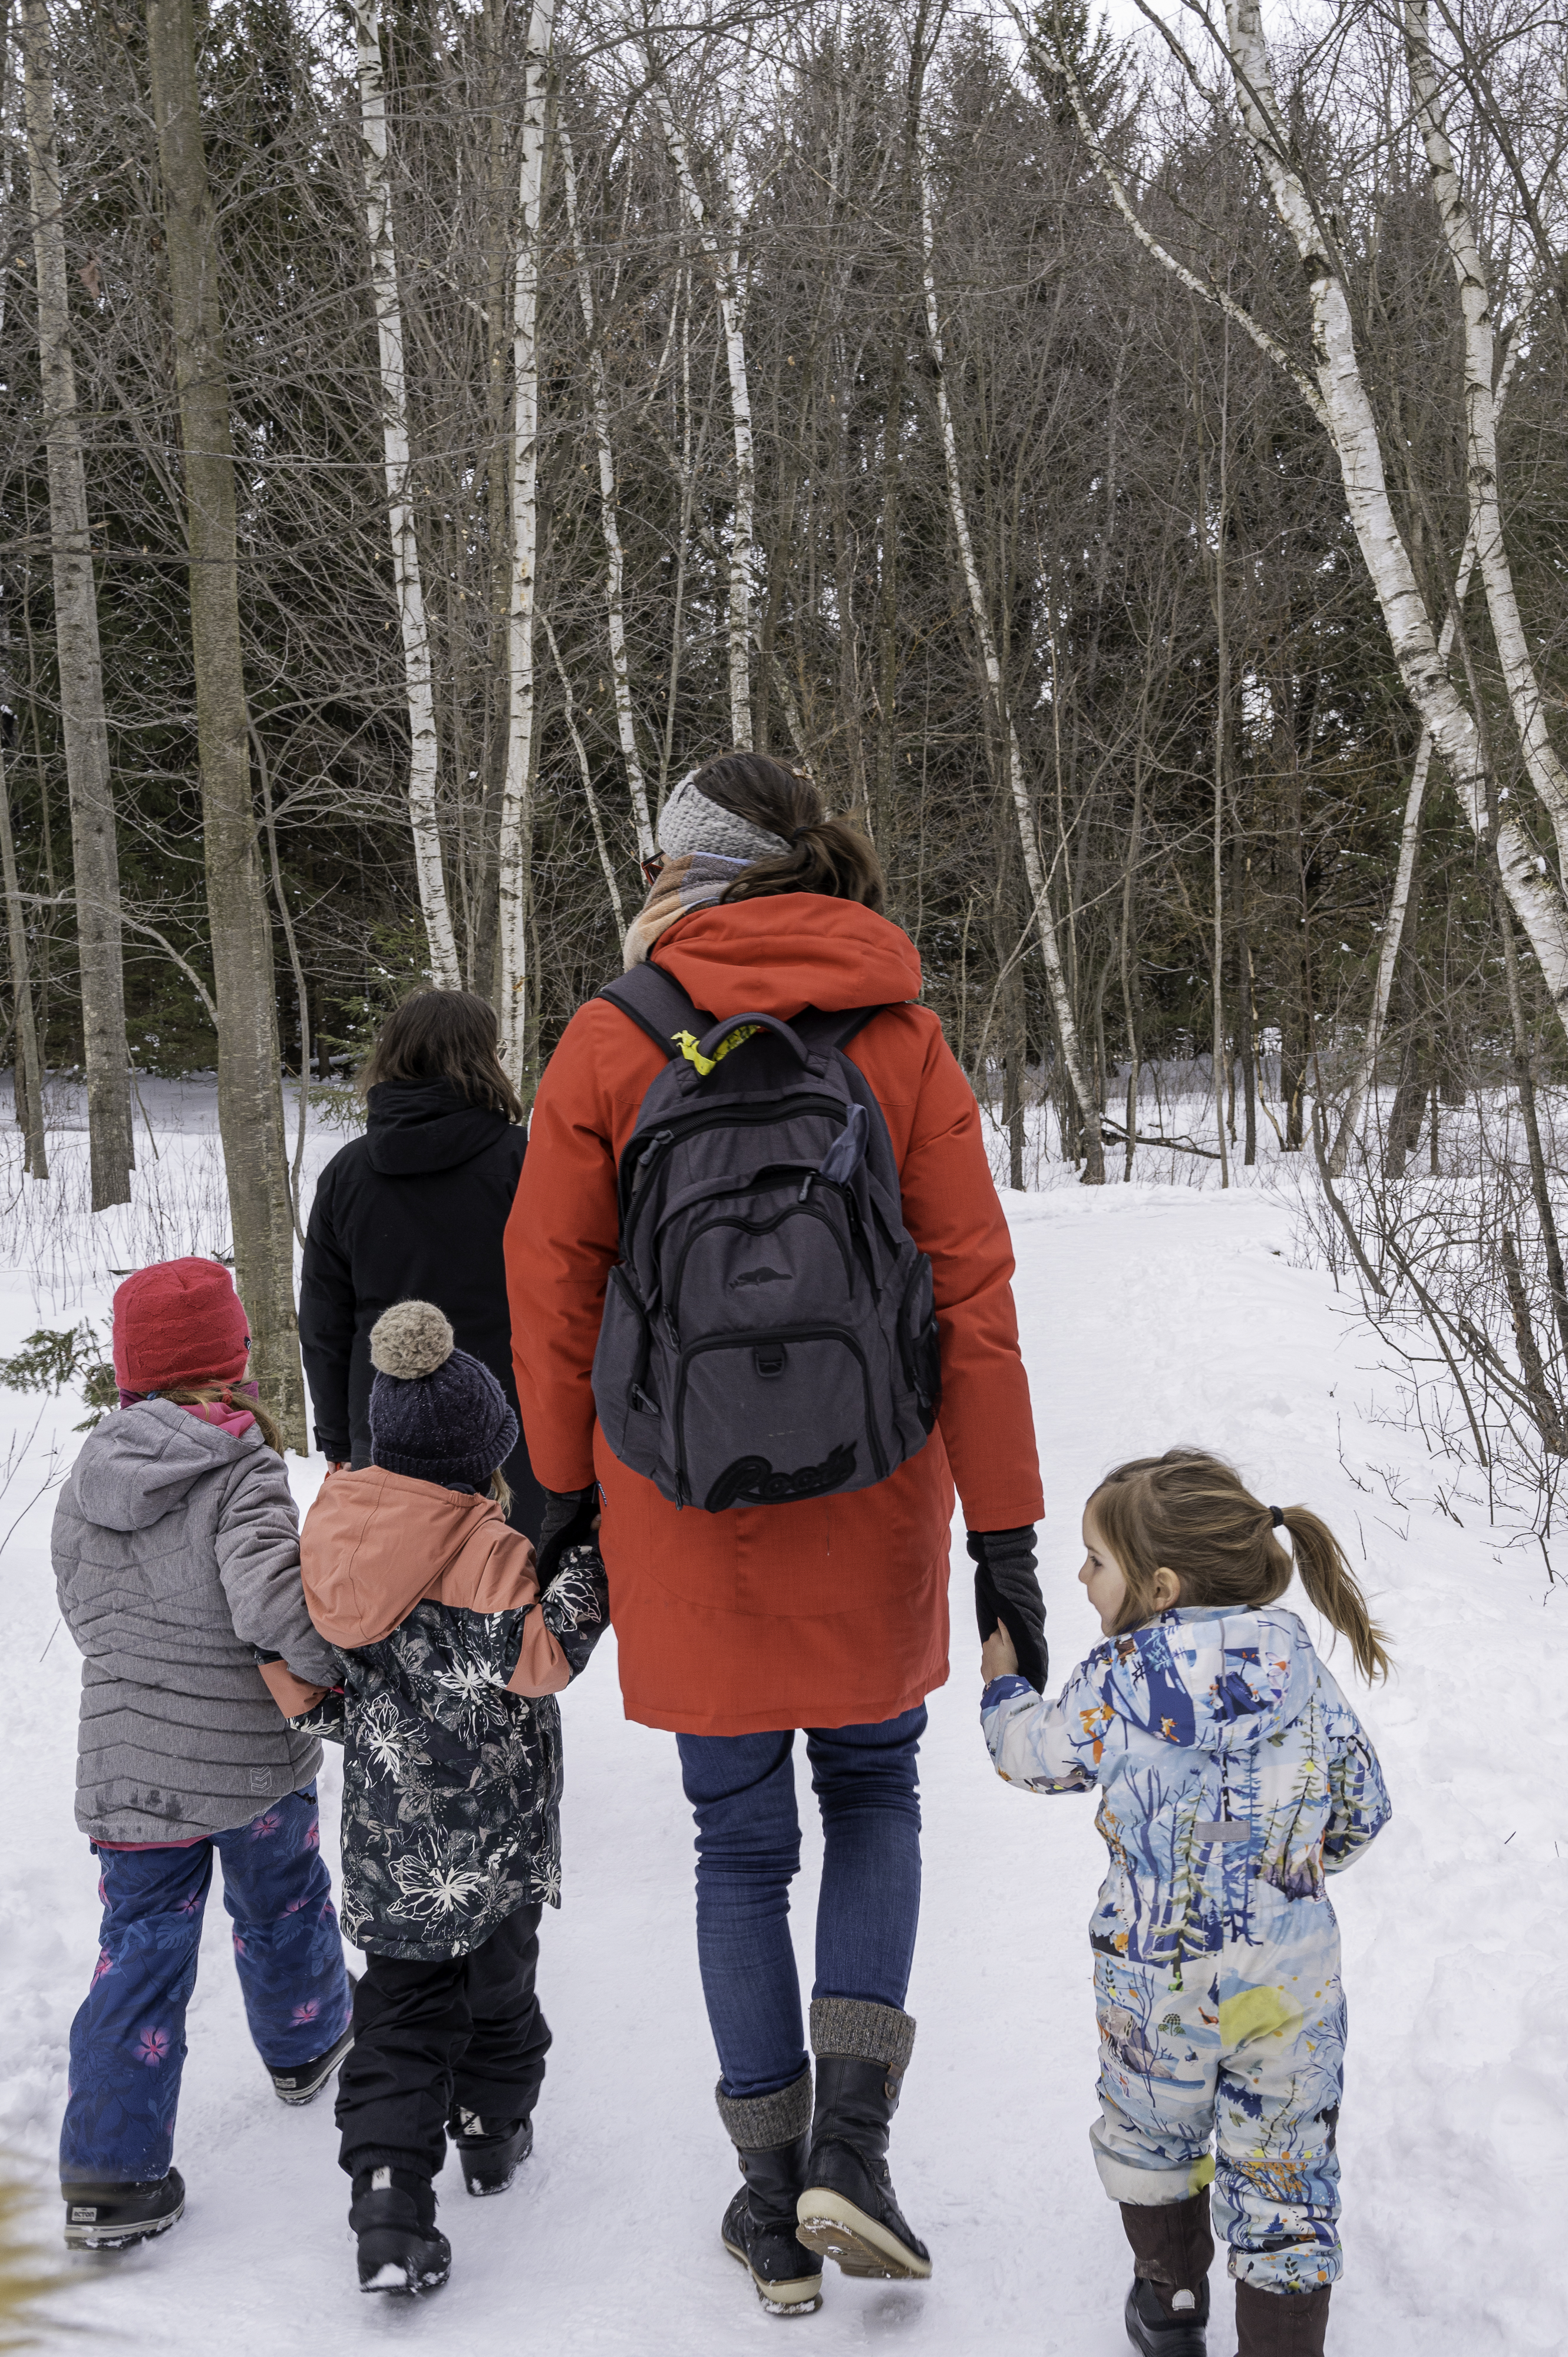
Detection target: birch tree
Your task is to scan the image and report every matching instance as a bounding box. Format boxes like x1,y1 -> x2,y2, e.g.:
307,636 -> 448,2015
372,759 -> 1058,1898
351,0 -> 461,989
1328,285 -> 1535,1173
1404,0 -> 1568,872
642,44 -> 757,750
561,123 -> 654,857
920,166 -> 1105,1180
144,0 -> 306,1444
19,0 -> 131,1207
496,0 -> 553,1087
1045,0 -> 1568,1040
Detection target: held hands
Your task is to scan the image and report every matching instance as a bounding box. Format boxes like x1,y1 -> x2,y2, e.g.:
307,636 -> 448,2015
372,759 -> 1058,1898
535,1484 -> 602,1589
981,1622 -> 1020,1685
966,1526 -> 1048,1691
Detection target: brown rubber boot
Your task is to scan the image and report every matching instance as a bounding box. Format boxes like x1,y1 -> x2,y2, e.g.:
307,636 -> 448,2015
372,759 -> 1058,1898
1234,2279 -> 1331,2355
1120,2190 -> 1215,2352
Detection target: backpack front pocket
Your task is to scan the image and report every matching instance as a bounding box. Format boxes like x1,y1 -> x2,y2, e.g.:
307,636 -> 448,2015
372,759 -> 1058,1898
674,1327 -> 887,1510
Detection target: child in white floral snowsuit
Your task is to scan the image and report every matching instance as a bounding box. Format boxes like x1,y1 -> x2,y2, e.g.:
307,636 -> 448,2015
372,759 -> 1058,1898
291,1300 -> 608,2297
981,1450 -> 1389,2357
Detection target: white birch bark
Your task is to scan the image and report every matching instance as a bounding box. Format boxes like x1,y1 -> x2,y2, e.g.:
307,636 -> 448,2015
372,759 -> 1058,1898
1042,0 -> 1568,1031
1085,0 -> 1568,1032
1328,285 -> 1537,1171
20,0 -> 131,1207
645,69 -> 755,750
496,0 -> 554,1086
560,127 -> 654,858
1219,2 -> 1568,998
542,613 -> 626,946
352,0 -> 460,991
1404,0 -> 1568,874
920,169 -> 1104,1180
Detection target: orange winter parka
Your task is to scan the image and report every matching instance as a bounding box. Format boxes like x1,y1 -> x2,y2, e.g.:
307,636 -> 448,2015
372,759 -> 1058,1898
504,897 -> 1043,1738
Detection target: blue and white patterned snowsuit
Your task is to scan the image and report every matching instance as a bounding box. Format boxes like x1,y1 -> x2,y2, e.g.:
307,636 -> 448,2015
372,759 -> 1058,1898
982,1604 -> 1389,2293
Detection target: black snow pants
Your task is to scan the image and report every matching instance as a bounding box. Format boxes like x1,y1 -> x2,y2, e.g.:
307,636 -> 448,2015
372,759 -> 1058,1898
336,1903 -> 550,2179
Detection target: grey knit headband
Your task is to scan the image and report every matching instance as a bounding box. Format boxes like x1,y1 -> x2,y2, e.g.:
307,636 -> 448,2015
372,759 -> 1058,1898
658,768 -> 790,866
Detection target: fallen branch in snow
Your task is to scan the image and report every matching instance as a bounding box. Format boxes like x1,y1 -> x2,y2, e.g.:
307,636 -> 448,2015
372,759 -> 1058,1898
1099,1116 -> 1222,1162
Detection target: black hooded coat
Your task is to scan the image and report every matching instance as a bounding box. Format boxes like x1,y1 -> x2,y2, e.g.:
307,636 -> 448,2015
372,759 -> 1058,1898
298,1079 -> 545,1537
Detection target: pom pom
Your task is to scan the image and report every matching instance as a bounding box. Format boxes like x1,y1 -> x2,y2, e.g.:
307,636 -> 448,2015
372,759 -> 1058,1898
369,1300 -> 454,1381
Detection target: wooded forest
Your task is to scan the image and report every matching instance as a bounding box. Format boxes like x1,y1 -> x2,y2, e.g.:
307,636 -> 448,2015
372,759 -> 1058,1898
2,0 -> 1566,1441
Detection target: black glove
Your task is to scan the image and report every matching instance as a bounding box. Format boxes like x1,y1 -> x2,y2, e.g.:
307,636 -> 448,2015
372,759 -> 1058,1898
967,1526 -> 1048,1692
535,1485 -> 600,1589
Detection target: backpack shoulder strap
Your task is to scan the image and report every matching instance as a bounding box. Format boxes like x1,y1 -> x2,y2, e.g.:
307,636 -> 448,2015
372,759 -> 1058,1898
598,965 -> 709,1060
830,1005 -> 892,1053
788,1003 -> 894,1057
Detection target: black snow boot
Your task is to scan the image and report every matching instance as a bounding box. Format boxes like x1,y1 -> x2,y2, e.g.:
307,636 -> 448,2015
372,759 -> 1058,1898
795,1999 -> 931,2283
269,2016 -> 355,2107
348,2166 -> 451,2295
450,2107 -> 534,2197
61,2168 -> 185,2251
717,2071 -> 823,2316
1121,2190 -> 1214,2353
1234,2279 -> 1331,2356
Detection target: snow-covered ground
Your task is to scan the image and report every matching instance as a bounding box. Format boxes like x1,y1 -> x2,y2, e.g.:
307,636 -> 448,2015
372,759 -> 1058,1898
2,1091 -> 1563,2353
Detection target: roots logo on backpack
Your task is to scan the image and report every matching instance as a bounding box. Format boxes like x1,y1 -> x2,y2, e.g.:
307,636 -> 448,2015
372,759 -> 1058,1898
705,1444 -> 859,1512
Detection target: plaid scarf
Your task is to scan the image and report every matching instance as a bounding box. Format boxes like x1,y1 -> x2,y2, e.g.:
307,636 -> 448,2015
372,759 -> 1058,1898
623,852 -> 754,970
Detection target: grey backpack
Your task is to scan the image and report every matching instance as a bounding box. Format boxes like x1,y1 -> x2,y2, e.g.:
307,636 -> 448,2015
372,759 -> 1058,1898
590,964 -> 940,1511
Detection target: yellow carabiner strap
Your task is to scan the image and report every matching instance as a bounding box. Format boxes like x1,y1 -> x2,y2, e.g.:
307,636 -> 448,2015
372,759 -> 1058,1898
672,1022 -> 763,1079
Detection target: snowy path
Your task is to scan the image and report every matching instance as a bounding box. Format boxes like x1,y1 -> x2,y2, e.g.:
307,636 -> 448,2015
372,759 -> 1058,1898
4,1166 -> 1564,2352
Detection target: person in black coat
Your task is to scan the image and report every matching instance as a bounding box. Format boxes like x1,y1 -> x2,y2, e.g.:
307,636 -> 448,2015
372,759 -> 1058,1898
298,990 -> 546,1540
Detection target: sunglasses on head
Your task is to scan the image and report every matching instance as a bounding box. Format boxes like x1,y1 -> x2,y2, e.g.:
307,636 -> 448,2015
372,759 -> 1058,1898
641,853 -> 666,886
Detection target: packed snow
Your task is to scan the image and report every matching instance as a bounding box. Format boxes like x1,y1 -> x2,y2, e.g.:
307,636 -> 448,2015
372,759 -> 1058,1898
2,1083 -> 1563,2353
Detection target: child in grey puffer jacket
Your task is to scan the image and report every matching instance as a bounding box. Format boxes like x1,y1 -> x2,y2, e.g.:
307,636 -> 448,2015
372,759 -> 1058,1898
51,1256 -> 353,2253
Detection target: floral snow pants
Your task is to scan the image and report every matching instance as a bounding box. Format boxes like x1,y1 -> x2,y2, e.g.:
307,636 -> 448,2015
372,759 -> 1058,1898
60,1785 -> 351,2184
1090,1918 -> 1345,2293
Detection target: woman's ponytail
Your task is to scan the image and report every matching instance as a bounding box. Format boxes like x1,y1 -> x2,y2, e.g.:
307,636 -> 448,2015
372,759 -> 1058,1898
684,751 -> 886,912
1280,1506 -> 1391,1682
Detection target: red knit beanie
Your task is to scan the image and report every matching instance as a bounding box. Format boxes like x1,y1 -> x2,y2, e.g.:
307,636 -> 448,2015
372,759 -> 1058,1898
112,1256 -> 252,1392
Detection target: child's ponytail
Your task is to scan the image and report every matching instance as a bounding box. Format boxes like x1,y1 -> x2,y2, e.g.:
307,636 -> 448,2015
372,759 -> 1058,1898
160,1384 -> 286,1458
1091,1448 -> 1392,1682
1279,1506 -> 1391,1683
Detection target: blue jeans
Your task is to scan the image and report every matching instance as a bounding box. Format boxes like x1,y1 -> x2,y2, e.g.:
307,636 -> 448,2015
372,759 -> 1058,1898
60,1785 -> 352,2184
676,1708 -> 926,2101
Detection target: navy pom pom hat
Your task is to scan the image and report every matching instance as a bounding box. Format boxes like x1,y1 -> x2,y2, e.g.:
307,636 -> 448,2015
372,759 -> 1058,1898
367,1300 -> 519,1489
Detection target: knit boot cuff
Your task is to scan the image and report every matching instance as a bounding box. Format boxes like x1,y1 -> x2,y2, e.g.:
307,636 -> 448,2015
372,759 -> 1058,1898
714,2068 -> 813,2153
809,1997 -> 916,2075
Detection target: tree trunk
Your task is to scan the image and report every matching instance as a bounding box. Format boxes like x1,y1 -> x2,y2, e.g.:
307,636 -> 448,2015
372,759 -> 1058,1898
1219,0 -> 1568,1022
562,126 -> 653,859
1326,378 -> 1520,1174
351,0 -> 461,989
496,0 -> 553,1090
1405,7 -> 1568,874
0,735 -> 47,1177
920,167 -> 1103,1181
20,0 -> 131,1207
1204,369 -> 1231,1189
1052,0 -> 1568,1031
648,72 -> 754,750
144,0 -> 306,1447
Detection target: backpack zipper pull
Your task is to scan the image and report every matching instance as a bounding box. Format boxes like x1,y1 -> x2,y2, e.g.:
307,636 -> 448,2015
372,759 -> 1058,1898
635,1127 -> 674,1185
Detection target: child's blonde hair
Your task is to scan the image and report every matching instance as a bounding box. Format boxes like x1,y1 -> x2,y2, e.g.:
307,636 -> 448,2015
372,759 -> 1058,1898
1089,1448 -> 1391,1682
159,1383 -> 285,1458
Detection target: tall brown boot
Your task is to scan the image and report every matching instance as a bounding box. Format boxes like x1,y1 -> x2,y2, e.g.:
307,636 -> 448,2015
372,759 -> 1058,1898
1120,2189 -> 1214,2353
1235,2279 -> 1331,2355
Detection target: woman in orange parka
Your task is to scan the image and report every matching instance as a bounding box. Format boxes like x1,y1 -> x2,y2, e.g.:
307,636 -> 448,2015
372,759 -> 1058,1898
506,753 -> 1045,2316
